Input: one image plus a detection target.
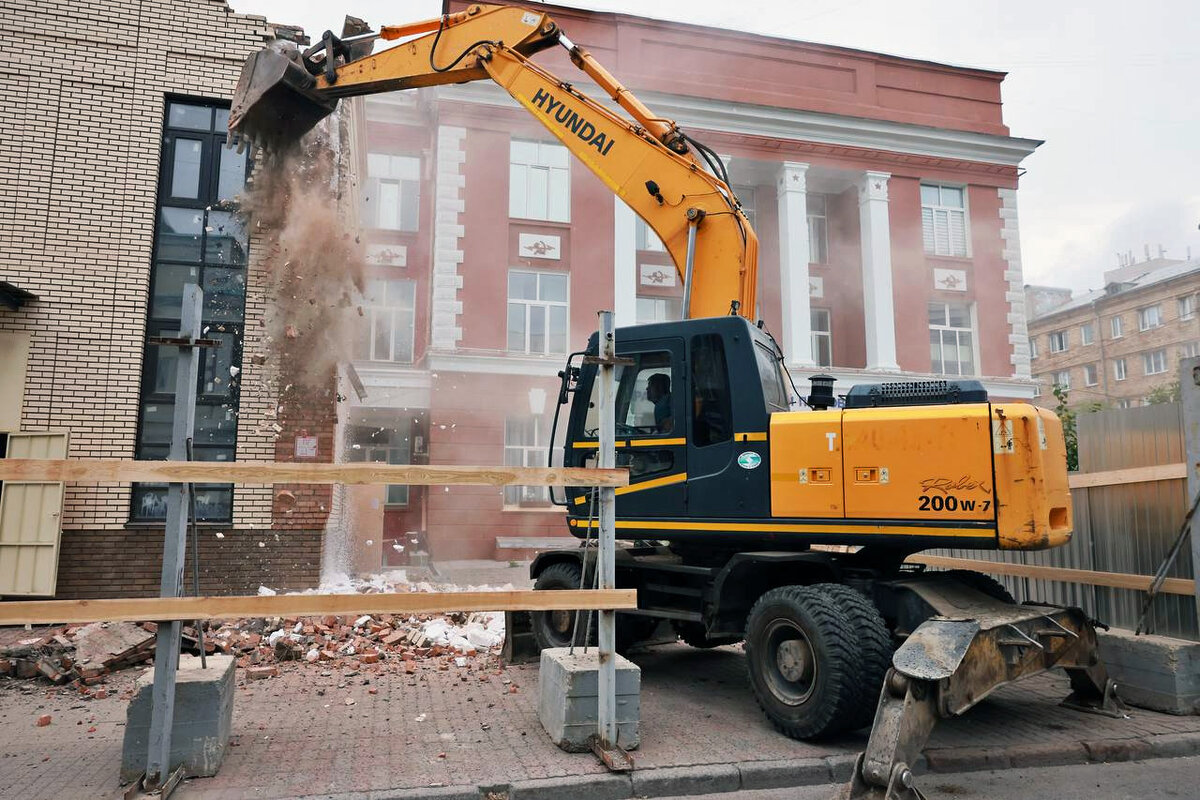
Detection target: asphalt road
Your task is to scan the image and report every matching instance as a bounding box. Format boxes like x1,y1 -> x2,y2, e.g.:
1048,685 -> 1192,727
656,756 -> 1200,799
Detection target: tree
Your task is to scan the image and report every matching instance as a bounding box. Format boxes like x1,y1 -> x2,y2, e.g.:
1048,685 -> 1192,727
1146,380 -> 1180,404
1052,384 -> 1078,471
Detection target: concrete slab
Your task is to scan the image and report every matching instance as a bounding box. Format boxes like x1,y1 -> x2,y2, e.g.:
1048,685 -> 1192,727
538,647 -> 640,752
120,654 -> 235,782
1099,628 -> 1200,715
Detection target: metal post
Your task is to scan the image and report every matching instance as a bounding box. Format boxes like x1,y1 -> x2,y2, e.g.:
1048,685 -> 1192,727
1180,356 -> 1200,625
596,310 -> 618,749
145,283 -> 203,790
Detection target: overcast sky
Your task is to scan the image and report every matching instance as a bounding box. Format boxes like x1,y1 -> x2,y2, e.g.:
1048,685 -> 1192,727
229,0 -> 1200,294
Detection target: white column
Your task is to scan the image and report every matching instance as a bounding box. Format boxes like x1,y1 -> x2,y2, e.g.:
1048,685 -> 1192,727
614,197 -> 638,328
858,171 -> 900,371
777,162 -> 815,368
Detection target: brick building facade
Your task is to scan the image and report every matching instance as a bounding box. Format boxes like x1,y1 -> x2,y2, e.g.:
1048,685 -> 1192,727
0,0 -> 328,598
1028,258 -> 1200,409
346,1 -> 1044,562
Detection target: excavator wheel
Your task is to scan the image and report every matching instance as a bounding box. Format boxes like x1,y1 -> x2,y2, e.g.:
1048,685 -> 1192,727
672,621 -> 742,649
530,562 -> 658,653
810,583 -> 893,731
744,584 -> 864,740
938,569 -> 1015,603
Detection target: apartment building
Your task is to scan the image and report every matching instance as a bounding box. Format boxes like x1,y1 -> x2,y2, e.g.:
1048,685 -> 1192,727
1028,258 -> 1200,408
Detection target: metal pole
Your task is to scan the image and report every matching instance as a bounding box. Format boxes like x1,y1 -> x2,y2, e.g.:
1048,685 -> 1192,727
1180,356 -> 1200,627
145,283 -> 203,790
596,310 -> 618,748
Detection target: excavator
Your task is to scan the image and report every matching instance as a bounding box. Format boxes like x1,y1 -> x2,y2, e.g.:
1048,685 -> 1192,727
228,5 -> 1126,798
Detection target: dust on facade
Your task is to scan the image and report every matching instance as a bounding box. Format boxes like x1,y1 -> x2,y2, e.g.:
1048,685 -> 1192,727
0,0 -> 1043,599
1027,253 -> 1200,410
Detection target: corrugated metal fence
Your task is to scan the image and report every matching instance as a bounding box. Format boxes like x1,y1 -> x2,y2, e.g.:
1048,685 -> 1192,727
941,402 -> 1198,640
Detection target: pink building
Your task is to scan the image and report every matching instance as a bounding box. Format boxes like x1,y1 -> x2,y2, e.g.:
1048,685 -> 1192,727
346,1 -> 1041,562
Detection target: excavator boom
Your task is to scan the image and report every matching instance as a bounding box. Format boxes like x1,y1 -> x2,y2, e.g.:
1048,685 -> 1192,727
229,3 -> 758,320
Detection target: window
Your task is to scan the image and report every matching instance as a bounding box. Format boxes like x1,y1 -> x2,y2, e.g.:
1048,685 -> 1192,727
1182,342 -> 1200,360
1144,349 -> 1167,375
754,342 -> 790,412
636,218 -> 666,252
347,422 -> 412,505
1116,398 -> 1133,409
1114,359 -> 1127,381
1180,295 -> 1196,321
504,416 -> 551,506
365,153 -> 420,232
1138,305 -> 1163,331
1053,369 -> 1070,389
1080,323 -> 1094,346
1033,382 -> 1041,398
807,194 -> 828,265
635,296 -> 681,324
134,100 -> 250,522
692,334 -> 733,447
1111,315 -> 1124,338
507,271 -> 568,354
733,185 -> 757,229
1049,330 -> 1068,353
509,139 -> 569,222
811,308 -> 832,367
1029,337 -> 1039,359
920,184 -> 969,257
1084,364 -> 1098,386
582,351 -> 677,439
357,279 -> 416,363
928,302 -> 975,376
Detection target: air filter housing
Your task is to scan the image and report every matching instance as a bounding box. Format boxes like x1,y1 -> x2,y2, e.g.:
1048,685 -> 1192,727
843,379 -> 988,409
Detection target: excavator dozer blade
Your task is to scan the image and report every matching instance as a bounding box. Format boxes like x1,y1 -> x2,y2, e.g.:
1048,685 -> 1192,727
228,45 -> 338,152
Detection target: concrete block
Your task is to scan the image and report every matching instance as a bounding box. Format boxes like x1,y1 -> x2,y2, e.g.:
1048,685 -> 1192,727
538,647 -> 640,752
1098,628 -> 1200,715
120,655 -> 235,783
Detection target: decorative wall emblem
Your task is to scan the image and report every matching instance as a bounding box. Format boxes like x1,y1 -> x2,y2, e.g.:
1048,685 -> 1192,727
365,244 -> 406,267
518,232 -> 561,260
640,264 -> 677,287
809,276 -> 824,298
934,268 -> 968,292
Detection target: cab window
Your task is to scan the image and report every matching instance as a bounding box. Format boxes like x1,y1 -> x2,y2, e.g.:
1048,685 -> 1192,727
583,351 -> 675,437
691,334 -> 732,447
754,341 -> 789,412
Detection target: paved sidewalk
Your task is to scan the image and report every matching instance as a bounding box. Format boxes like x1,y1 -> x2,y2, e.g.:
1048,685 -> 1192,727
2,639 -> 1199,800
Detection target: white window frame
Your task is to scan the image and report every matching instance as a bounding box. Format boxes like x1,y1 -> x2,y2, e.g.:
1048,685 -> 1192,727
1049,330 -> 1068,353
504,416 -> 550,507
1029,336 -> 1039,359
1084,364 -> 1098,386
507,270 -> 569,355
635,295 -> 681,325
509,139 -> 570,222
1144,349 -> 1167,375
1116,398 -> 1132,409
928,301 -> 977,376
1114,359 -> 1127,381
920,183 -> 970,258
358,279 -> 416,364
1180,295 -> 1196,321
348,422 -> 413,506
1138,304 -> 1163,331
1110,315 -> 1124,339
1181,342 -> 1200,360
1080,323 -> 1094,346
635,218 -> 666,252
811,307 -> 832,367
807,193 -> 828,265
1053,369 -> 1070,389
365,153 -> 420,232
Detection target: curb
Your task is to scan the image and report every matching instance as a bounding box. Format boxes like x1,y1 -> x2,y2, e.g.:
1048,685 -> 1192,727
362,730 -> 1200,800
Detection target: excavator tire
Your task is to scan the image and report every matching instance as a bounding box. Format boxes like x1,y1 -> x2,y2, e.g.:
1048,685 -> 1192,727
531,562 -> 658,653
673,621 -> 742,649
744,584 -> 861,740
940,569 -> 1015,603
810,583 -> 893,731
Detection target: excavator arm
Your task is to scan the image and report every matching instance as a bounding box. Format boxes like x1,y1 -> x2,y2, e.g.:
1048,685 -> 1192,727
230,3 -> 759,321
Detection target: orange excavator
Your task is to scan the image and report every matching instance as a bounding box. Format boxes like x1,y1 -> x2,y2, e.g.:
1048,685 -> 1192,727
229,6 -> 1126,798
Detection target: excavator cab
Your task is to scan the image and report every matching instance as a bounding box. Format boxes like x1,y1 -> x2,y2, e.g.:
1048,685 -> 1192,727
558,316 -> 786,529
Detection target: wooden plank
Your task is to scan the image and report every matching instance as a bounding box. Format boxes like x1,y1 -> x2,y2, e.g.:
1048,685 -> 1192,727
0,589 -> 638,626
1068,463 -> 1187,489
0,459 -> 628,487
909,554 -> 1195,596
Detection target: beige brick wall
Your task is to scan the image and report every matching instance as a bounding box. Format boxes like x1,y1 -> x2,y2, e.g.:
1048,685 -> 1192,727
1029,271 -> 1200,408
0,0 -> 286,530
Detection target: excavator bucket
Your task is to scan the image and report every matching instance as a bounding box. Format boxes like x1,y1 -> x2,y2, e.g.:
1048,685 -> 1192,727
228,44 -> 338,152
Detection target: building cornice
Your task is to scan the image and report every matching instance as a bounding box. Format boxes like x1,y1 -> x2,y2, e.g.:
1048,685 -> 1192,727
427,351 -> 564,378
433,83 -> 1041,168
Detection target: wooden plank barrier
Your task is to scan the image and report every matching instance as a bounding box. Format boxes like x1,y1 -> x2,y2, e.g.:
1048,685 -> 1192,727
0,589 -> 638,626
0,459 -> 627,487
1067,462 -> 1187,489
910,554 -> 1195,596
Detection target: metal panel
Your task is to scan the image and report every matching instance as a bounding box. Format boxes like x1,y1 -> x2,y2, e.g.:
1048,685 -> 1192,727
0,432 -> 68,596
939,403 -> 1196,640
